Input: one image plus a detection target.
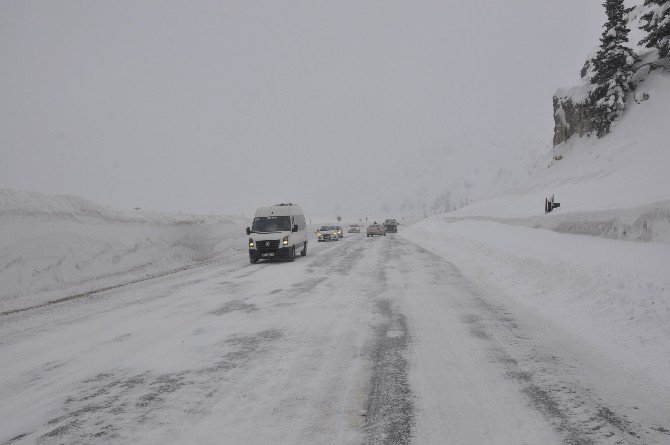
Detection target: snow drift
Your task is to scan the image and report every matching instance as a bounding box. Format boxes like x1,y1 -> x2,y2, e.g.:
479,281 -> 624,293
0,189 -> 248,313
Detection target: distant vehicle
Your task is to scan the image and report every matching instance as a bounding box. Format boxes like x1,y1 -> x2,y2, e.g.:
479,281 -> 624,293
367,223 -> 386,237
348,224 -> 361,233
316,225 -> 339,242
335,225 -> 344,238
384,218 -> 398,233
246,203 -> 308,263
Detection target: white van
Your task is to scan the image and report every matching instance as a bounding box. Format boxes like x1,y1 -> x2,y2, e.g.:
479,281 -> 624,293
246,203 -> 308,263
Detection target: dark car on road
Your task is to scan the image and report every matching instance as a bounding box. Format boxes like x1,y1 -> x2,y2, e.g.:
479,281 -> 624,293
384,219 -> 398,233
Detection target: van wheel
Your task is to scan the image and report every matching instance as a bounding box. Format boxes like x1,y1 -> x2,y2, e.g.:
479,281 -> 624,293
250,254 -> 259,264
301,241 -> 307,256
288,246 -> 296,262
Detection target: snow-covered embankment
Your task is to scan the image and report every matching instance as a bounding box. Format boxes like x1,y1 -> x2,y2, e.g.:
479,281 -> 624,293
0,189 -> 248,313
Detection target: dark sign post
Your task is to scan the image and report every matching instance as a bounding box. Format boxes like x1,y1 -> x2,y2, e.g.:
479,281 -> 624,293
545,194 -> 561,213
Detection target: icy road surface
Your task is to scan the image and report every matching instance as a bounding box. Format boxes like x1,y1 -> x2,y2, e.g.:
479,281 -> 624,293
1,233 -> 669,444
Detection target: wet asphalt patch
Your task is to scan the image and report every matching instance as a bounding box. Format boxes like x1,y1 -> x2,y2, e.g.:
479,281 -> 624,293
361,297 -> 414,445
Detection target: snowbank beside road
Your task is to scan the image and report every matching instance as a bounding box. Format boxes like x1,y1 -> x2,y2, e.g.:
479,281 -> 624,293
0,189 -> 248,313
402,219 -> 670,387
440,200 -> 670,244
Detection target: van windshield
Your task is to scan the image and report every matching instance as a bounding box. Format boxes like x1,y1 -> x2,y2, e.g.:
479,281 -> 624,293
252,216 -> 291,233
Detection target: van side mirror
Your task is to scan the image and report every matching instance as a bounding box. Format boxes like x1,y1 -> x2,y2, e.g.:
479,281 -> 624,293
292,224 -> 299,233
246,227 -> 251,235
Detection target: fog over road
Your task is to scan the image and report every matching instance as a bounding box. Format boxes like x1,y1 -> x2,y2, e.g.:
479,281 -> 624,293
1,232 -> 668,444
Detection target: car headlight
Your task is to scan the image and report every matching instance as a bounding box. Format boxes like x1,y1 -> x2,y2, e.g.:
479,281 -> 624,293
317,231 -> 321,235
249,238 -> 254,248
282,235 -> 289,246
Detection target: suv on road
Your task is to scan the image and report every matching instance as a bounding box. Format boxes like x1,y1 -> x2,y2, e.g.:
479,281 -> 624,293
384,219 -> 398,233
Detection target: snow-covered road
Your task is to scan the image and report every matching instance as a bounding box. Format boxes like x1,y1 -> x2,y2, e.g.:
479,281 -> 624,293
1,232 -> 668,444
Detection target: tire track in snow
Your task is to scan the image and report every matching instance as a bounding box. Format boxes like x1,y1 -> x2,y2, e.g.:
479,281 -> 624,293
408,239 -> 661,444
21,329 -> 284,444
362,299 -> 413,444
362,236 -> 414,444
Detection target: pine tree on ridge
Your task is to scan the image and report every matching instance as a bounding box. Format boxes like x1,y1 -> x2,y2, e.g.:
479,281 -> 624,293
639,0 -> 670,60
589,0 -> 638,136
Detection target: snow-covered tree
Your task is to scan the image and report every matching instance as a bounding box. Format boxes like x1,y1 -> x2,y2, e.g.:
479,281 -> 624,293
589,0 -> 638,136
639,0 -> 670,59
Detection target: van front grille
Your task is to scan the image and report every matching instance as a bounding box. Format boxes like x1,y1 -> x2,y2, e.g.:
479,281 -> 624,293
256,240 -> 280,252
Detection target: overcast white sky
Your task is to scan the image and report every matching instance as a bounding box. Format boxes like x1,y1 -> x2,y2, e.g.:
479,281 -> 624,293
1,1 -> 604,215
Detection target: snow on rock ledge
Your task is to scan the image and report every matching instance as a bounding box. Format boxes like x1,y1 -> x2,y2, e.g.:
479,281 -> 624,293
552,82 -> 598,146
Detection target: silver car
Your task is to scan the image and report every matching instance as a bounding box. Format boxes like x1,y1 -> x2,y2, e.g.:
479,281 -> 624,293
367,223 -> 386,237
316,225 -> 339,242
348,225 -> 361,233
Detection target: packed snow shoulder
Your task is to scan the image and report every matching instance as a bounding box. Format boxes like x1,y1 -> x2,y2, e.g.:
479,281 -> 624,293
0,188 -> 247,313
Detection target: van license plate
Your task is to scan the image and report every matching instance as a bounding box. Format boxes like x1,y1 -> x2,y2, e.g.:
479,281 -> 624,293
262,253 -> 275,257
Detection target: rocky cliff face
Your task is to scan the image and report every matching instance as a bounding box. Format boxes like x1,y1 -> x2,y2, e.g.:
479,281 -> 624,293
552,94 -> 598,146
552,59 -> 599,146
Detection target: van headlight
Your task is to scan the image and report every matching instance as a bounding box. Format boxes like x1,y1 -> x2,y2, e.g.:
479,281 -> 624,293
249,238 -> 254,248
282,235 -> 289,246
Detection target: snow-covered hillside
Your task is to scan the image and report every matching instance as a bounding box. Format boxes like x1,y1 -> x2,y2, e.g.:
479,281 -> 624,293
451,70 -> 670,239
0,189 -> 248,313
